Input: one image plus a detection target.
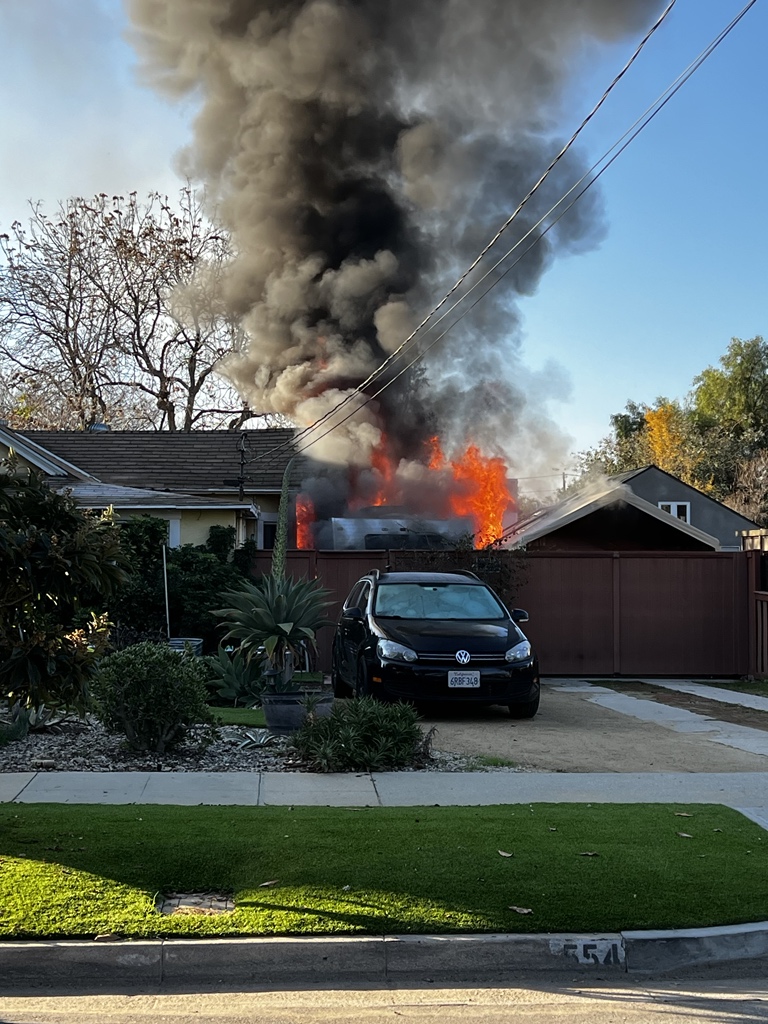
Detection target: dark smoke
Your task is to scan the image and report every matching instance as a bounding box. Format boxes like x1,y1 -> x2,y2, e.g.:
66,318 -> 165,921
126,0 -> 663,490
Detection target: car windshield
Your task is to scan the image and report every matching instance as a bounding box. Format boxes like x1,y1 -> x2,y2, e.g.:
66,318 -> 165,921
373,583 -> 506,620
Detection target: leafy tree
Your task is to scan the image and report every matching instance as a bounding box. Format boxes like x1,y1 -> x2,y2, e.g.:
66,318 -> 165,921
0,459 -> 129,711
576,337 -> 768,502
692,336 -> 768,440
0,189 -> 260,431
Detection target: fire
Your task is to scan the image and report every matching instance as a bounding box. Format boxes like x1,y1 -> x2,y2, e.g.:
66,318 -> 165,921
369,434 -> 396,506
426,436 -> 514,548
295,493 -> 316,549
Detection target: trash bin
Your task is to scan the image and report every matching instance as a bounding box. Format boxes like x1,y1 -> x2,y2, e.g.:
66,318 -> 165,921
168,638 -> 204,657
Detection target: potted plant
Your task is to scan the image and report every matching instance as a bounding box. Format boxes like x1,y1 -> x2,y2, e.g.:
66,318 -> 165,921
214,573 -> 334,735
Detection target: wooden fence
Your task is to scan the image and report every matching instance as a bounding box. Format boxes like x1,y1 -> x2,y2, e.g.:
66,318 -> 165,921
248,549 -> 767,678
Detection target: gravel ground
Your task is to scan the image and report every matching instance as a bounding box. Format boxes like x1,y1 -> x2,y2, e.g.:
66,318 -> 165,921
0,717 -> 520,774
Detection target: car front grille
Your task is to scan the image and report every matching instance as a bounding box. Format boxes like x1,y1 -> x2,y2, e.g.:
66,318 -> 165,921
416,652 -> 506,664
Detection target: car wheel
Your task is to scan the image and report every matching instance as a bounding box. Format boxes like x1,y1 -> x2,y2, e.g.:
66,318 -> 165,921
508,690 -> 540,719
355,658 -> 371,699
331,666 -> 348,698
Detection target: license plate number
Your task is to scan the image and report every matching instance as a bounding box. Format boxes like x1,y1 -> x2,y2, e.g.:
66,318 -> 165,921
448,670 -> 481,689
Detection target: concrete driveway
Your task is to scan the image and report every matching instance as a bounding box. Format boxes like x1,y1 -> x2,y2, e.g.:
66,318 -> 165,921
420,680 -> 768,773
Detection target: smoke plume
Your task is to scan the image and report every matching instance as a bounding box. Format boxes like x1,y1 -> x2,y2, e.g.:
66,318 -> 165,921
127,0 -> 662,491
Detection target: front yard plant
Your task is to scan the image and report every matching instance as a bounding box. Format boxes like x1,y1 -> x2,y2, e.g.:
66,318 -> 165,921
1,803 -> 766,939
291,697 -> 432,772
92,642 -> 216,754
0,459 -> 128,714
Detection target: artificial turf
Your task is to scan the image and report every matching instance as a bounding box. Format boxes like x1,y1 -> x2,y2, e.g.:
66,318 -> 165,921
210,707 -> 267,727
0,803 -> 766,939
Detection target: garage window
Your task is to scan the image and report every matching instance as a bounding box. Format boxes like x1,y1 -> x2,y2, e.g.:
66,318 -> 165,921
658,501 -> 690,524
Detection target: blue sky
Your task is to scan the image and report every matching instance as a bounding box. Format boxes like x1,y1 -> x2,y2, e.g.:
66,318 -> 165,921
0,1 -> 764,487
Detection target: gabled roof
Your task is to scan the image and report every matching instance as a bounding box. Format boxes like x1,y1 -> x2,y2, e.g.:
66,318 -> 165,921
0,425 -> 96,481
610,464 -> 758,528
15,429 -> 304,494
505,481 -> 720,550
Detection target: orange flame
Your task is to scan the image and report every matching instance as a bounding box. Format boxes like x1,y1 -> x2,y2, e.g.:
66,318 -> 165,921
369,434 -> 396,506
426,437 -> 514,548
295,493 -> 315,549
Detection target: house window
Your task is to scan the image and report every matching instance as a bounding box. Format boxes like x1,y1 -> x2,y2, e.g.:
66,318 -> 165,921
258,513 -> 278,549
658,501 -> 690,524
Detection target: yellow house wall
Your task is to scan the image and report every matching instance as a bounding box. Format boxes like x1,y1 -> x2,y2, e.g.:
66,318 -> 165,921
258,496 -> 280,514
179,509 -> 237,547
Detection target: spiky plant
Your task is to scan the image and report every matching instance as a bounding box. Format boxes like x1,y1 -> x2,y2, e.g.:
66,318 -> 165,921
214,575 -> 333,691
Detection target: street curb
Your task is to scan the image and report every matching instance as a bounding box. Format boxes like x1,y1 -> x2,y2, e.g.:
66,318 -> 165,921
2,924 -> 767,988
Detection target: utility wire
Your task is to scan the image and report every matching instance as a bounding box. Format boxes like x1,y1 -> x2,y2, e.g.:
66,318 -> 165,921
247,0 -> 678,466
287,0 -> 759,460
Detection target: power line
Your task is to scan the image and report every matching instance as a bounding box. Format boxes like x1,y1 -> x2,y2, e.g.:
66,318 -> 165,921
287,0 -> 759,459
247,0 -> 678,465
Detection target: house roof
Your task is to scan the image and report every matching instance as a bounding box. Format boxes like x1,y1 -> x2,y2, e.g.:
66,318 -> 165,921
57,481 -> 259,515
0,426 -> 96,481
610,464 -> 759,529
505,481 -> 721,550
15,429 -> 305,494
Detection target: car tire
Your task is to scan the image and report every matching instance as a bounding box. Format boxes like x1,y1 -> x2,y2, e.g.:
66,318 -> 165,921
331,667 -> 348,698
355,658 -> 371,699
508,690 -> 540,719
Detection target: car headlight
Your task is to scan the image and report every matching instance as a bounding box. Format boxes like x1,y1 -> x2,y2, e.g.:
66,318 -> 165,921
505,640 -> 532,663
377,639 -> 418,663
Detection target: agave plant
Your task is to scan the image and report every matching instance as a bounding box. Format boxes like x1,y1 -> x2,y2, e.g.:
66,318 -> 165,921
206,644 -> 265,707
214,574 -> 333,691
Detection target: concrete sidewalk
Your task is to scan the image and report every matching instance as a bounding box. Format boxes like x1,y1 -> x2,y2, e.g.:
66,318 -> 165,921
3,770 -> 768,825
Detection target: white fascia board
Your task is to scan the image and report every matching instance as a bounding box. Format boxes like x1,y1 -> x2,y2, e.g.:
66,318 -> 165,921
0,428 -> 95,480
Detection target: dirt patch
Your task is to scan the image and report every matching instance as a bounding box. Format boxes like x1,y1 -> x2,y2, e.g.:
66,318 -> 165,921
595,682 -> 768,733
421,685 -> 768,774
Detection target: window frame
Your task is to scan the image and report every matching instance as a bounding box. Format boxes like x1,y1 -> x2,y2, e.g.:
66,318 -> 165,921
658,500 -> 691,524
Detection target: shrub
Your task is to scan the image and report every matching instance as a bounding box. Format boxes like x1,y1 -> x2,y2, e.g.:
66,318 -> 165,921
291,697 -> 433,772
92,642 -> 216,754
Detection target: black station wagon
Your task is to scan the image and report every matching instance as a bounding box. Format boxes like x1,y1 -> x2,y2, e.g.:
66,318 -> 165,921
331,569 -> 540,718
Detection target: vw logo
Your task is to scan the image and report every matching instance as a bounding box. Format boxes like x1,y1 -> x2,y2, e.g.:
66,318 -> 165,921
455,650 -> 471,665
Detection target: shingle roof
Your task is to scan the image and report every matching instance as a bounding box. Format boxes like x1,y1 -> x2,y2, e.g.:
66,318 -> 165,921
18,429 -> 307,494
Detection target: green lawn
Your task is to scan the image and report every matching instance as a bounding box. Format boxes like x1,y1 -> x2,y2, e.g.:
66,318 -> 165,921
211,707 -> 267,727
1,804 -> 766,939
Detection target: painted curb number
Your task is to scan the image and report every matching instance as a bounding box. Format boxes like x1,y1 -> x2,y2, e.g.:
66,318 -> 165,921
550,937 -> 625,966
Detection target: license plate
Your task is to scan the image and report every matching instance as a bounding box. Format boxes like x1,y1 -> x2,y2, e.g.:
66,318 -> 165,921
448,670 -> 481,688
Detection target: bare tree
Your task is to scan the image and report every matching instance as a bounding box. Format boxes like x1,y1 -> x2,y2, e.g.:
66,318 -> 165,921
0,189 -> 265,431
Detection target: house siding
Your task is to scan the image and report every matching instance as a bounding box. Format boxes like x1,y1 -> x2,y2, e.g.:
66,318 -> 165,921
624,467 -> 755,550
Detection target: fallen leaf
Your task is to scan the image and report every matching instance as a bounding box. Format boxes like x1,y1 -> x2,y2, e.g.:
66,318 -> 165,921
509,906 -> 533,914
675,813 -> 693,818
498,850 -> 514,858
579,851 -> 599,857
676,832 -> 693,839
259,879 -> 279,887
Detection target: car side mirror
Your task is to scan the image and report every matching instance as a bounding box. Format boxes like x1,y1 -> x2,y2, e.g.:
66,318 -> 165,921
511,608 -> 529,624
343,607 -> 364,621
